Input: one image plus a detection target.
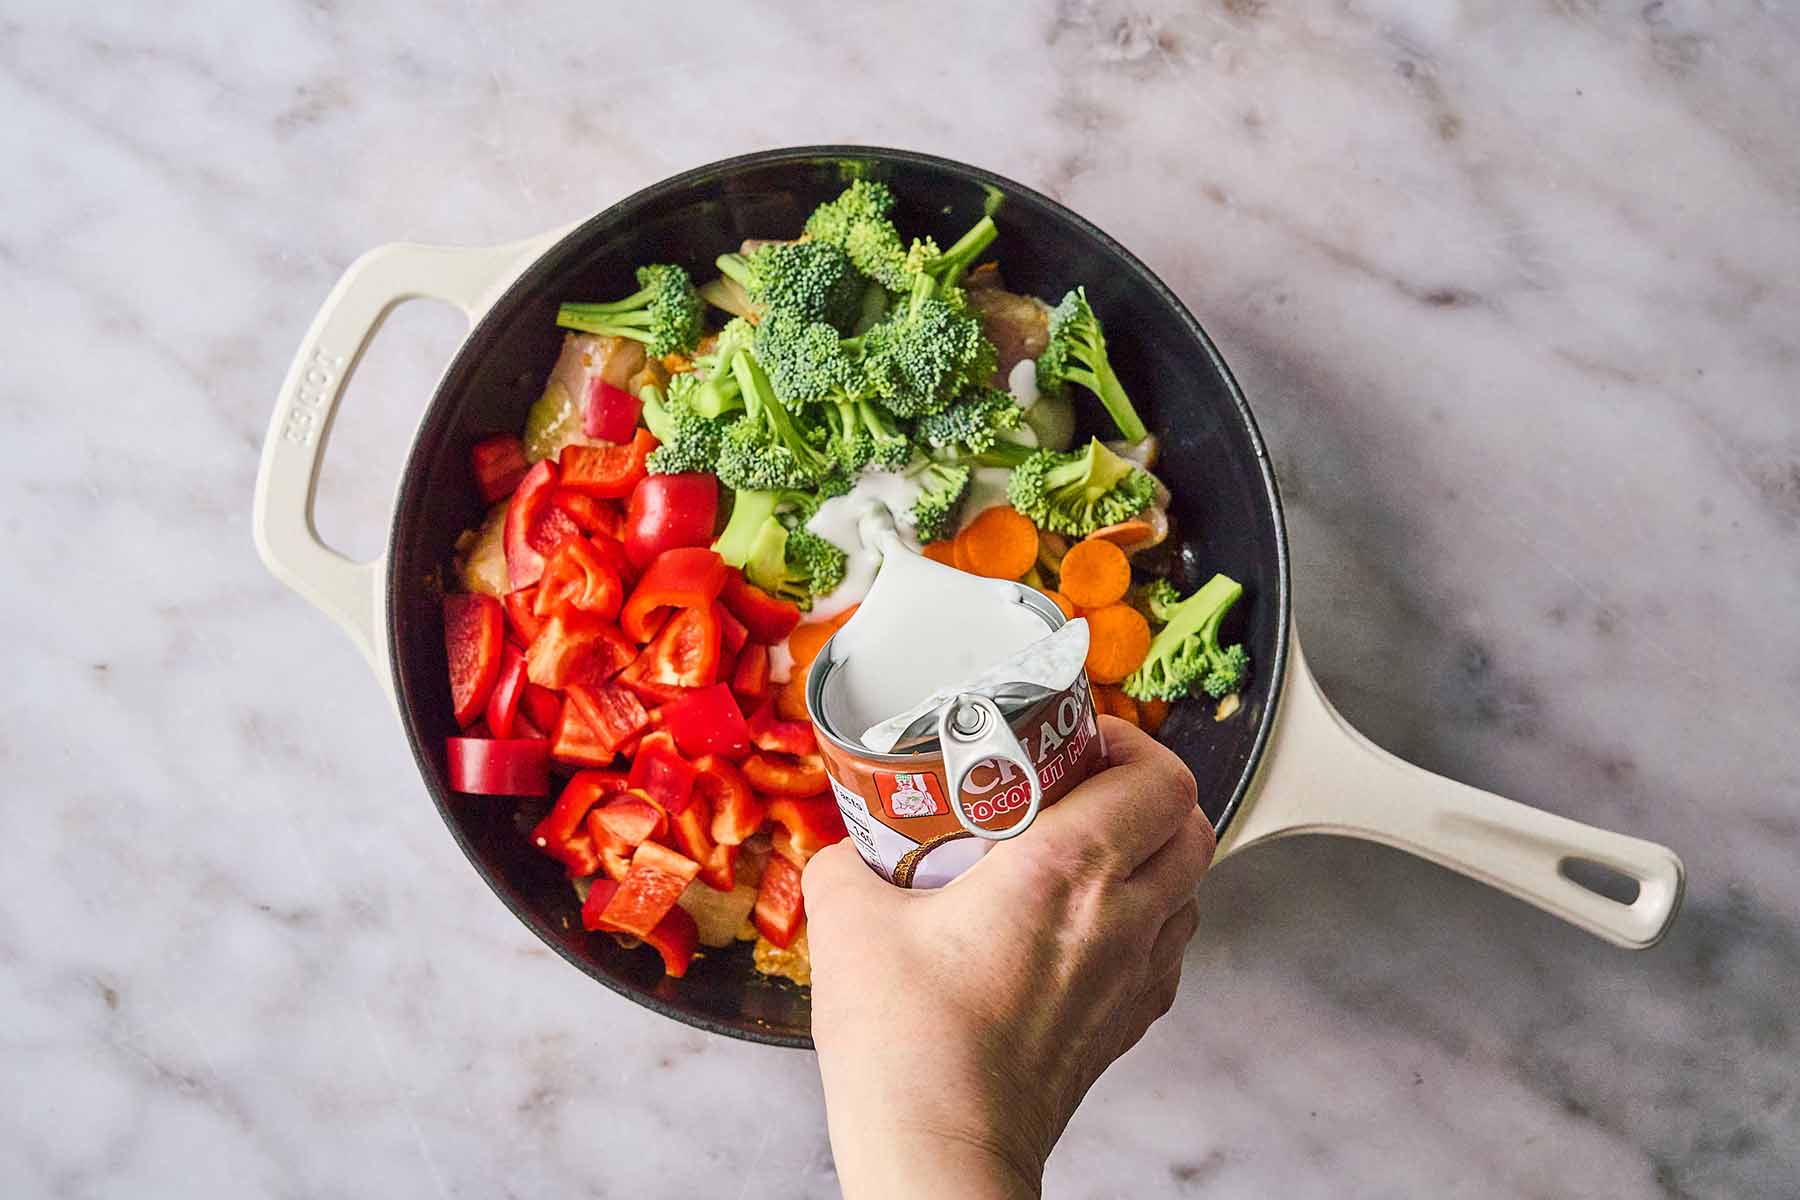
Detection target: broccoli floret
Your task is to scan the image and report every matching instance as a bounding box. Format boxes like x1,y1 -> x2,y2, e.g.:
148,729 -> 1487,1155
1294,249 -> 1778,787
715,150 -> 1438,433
905,215 -> 997,293
714,350 -> 833,491
741,517 -> 847,609
752,312 -> 861,408
644,388 -> 731,476
785,528 -> 848,596
1123,574 -> 1251,701
716,240 -> 865,331
556,264 -> 704,358
1005,438 -> 1156,537
821,397 -> 911,474
913,387 -> 1022,459
906,462 -> 972,543
805,181 -> 916,291
858,292 -> 996,418
685,318 -> 756,418
1140,578 -> 1183,624
1035,286 -> 1147,445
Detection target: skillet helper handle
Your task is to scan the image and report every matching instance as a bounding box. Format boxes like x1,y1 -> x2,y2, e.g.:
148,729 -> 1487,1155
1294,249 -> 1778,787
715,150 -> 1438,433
252,238 -> 544,680
1227,635 -> 1684,949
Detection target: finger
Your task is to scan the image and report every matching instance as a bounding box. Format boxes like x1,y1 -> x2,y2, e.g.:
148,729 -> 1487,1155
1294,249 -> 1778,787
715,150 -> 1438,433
1126,806 -> 1216,915
1145,896 -> 1201,981
1022,717 -> 1199,874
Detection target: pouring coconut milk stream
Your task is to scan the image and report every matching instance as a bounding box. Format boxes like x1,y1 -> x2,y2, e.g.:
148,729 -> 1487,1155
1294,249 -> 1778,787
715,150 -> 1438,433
806,503 -> 1105,888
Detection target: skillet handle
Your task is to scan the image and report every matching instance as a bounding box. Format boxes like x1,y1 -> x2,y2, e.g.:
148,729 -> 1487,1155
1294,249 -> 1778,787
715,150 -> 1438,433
1220,632 -> 1685,949
252,236 -> 555,685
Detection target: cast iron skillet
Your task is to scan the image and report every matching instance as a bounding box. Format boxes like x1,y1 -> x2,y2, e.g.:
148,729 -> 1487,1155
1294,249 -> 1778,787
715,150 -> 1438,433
386,149 -> 1287,1046
261,147 -> 1684,1046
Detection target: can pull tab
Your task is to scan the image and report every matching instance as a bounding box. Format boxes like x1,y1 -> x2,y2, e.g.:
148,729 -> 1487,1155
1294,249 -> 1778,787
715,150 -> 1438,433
937,692 -> 1043,841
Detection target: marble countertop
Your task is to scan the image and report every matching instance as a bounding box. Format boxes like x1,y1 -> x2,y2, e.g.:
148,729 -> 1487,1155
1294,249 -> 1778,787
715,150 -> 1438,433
8,1 -> 1797,1195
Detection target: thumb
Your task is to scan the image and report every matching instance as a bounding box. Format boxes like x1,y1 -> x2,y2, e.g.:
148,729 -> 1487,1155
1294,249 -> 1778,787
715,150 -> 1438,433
802,839 -> 892,908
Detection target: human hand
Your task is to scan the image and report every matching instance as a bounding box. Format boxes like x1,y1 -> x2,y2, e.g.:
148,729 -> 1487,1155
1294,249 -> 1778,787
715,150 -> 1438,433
804,718 -> 1214,1200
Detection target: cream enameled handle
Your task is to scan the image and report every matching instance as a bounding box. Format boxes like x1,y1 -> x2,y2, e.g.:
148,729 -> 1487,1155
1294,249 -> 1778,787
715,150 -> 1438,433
253,233 -> 563,685
1221,633 -> 1685,949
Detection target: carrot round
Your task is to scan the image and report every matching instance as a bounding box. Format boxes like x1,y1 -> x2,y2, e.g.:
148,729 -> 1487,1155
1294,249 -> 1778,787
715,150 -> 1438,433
1088,519 -> 1155,549
953,507 -> 1038,580
788,621 -> 836,669
1083,603 -> 1152,685
776,671 -> 811,721
922,541 -> 958,567
1138,697 -> 1170,735
1039,588 -> 1077,621
1094,685 -> 1141,727
1059,539 -> 1131,609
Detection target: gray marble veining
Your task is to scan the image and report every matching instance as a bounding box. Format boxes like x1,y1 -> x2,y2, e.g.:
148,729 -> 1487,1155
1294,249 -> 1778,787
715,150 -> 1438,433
4,1 -> 1796,1196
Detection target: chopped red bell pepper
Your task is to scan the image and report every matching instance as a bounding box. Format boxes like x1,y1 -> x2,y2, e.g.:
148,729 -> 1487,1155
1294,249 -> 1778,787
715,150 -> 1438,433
720,573 -> 803,644
552,701 -> 618,769
533,537 -> 624,622
615,655 -> 691,706
693,755 -> 764,846
747,700 -> 818,756
519,684 -> 563,738
446,735 -> 551,796
743,751 -> 830,797
564,682 -> 650,759
766,794 -> 849,862
559,429 -> 657,500
503,588 -> 547,646
550,490 -> 624,541
583,378 -> 644,443
471,434 -> 530,504
505,459 -> 560,588
532,770 -> 630,857
628,730 -> 698,815
590,790 -> 669,846
632,605 -> 721,688
585,816 -> 636,881
658,683 -> 751,759
624,473 -> 719,568
581,878 -> 700,977
715,603 -> 749,656
485,643 -> 530,738
598,841 -> 700,938
753,856 -> 806,949
444,593 -> 505,728
621,547 -> 729,642
730,643 -> 771,704
526,612 -> 637,689
669,796 -> 736,892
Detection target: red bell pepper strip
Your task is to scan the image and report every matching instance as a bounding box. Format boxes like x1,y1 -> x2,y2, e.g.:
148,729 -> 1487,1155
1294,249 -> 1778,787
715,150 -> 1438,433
590,790 -> 669,846
504,459 -> 560,589
658,683 -> 751,759
519,684 -> 563,738
753,856 -> 806,949
720,573 -> 803,644
598,841 -> 700,938
503,588 -> 547,646
533,537 -> 624,622
583,377 -> 644,442
446,736 -> 551,796
581,878 -> 700,977
526,612 -> 637,690
565,682 -> 650,759
624,473 -> 719,569
743,752 -> 830,797
693,755 -> 764,846
558,430 -> 657,500
746,700 -> 818,756
730,643 -> 771,704
532,770 -> 630,854
766,794 -> 849,862
584,816 -> 636,881
669,797 -> 736,892
615,655 -> 690,706
471,434 -> 530,504
485,643 -> 530,738
628,730 -> 699,815
620,547 -> 729,642
552,702 -> 617,769
715,603 -> 749,656
444,594 -> 505,727
633,605 -> 721,688
549,490 -> 624,541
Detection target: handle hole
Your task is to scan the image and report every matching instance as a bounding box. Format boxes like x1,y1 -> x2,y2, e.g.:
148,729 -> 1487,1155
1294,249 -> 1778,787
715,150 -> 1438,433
1558,857 -> 1641,905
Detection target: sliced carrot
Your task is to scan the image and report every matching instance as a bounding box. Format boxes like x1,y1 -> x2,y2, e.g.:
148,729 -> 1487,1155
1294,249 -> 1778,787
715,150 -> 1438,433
1088,519 -> 1155,549
1094,685 -> 1141,727
954,506 -> 1038,580
1059,539 -> 1131,609
1084,603 -> 1152,685
922,541 -> 958,567
830,604 -> 859,631
788,621 -> 837,670
1039,589 -> 1077,621
1139,697 -> 1170,735
776,671 -> 811,721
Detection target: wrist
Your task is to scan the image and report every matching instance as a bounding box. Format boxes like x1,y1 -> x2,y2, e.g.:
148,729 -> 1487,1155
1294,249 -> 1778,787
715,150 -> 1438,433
829,1115 -> 1042,1200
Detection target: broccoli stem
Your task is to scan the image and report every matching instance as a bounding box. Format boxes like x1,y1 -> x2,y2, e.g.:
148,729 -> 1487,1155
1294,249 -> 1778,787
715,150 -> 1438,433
931,216 -> 997,289
713,490 -> 779,568
1072,361 -> 1146,445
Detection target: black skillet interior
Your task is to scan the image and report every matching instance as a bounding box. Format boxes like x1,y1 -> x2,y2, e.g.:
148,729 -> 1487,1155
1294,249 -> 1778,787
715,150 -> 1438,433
388,148 -> 1289,1047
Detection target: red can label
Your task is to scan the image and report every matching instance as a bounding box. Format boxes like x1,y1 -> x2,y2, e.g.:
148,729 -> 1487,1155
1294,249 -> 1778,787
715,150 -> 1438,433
876,772 -> 949,820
